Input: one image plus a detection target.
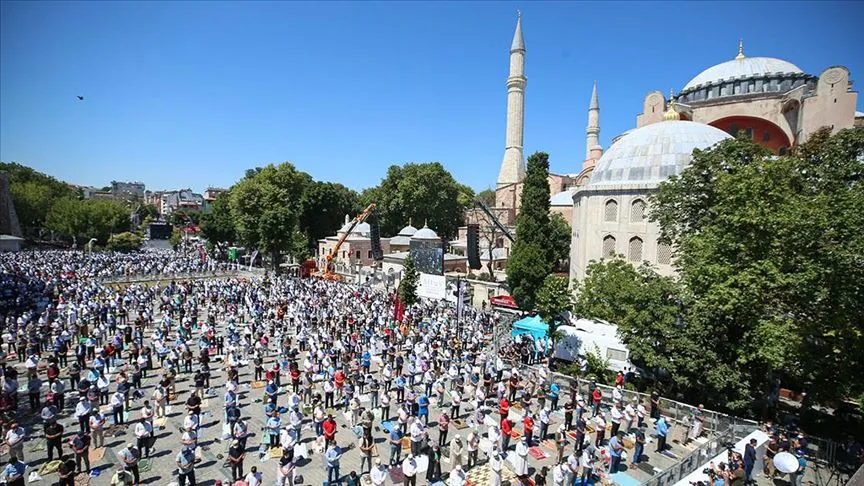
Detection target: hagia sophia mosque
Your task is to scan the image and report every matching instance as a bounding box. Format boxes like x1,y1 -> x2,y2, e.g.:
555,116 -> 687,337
487,14 -> 862,282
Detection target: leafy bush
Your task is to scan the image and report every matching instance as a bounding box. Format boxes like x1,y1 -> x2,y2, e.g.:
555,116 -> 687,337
106,232 -> 142,253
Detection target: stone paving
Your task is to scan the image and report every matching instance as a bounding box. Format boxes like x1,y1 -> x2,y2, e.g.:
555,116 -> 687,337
11,305 -> 824,486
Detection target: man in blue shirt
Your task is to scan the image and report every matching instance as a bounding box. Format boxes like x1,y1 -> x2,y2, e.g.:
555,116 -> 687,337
656,416 -> 669,453
2,456 -> 26,486
325,443 -> 342,484
418,395 -> 430,426
608,433 -> 624,474
389,427 -> 403,466
548,382 -> 561,410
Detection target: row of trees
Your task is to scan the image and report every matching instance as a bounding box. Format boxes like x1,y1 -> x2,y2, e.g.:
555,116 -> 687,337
2,162 -> 135,245
511,128 -> 864,414
198,161 -> 476,267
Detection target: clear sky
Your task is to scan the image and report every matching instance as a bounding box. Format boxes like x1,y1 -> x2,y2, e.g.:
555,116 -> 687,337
1,1 -> 862,194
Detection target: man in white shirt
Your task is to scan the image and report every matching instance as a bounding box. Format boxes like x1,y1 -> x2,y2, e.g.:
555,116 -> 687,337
365,458 -> 386,486
75,397 -> 92,433
449,464 -> 466,486
5,421 -> 25,461
89,411 -> 106,448
402,454 -> 418,486
244,466 -> 262,486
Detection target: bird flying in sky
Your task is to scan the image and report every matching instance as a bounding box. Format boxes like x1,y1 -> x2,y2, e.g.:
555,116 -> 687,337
76,95 -> 84,101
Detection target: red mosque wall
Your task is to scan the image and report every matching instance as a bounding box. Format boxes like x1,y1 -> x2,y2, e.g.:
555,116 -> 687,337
709,116 -> 791,154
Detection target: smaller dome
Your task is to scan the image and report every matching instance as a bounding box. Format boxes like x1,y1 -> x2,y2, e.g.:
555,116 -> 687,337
412,224 -> 440,240
338,221 -> 370,236
398,225 -> 418,236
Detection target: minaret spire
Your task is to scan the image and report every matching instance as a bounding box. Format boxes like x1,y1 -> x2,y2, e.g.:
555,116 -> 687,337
585,81 -> 600,161
497,12 -> 527,190
735,38 -> 745,60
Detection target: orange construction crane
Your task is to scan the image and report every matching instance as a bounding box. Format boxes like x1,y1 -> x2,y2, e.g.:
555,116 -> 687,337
315,203 -> 377,280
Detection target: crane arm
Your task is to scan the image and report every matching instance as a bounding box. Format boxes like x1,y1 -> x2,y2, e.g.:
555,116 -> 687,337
325,203 -> 377,266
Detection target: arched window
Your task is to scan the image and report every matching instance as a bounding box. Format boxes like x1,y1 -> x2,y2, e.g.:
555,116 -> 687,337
604,200 -> 618,222
602,235 -> 616,258
630,199 -> 646,223
628,237 -> 643,262
657,241 -> 672,265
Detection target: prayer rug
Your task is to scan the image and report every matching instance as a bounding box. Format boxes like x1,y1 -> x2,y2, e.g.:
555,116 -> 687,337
380,421 -> 395,433
528,447 -> 547,460
89,447 -> 105,462
401,437 -> 411,452
388,465 -> 405,484
38,460 -> 61,475
510,430 -> 522,440
138,458 -> 153,473
269,447 -> 283,459
30,441 -> 46,452
74,472 -> 91,486
452,419 -> 469,430
154,417 -> 168,428
252,381 -> 267,389
541,439 -> 557,451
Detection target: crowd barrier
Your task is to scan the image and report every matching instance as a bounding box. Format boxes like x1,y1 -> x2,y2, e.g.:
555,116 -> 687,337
99,269 -> 240,285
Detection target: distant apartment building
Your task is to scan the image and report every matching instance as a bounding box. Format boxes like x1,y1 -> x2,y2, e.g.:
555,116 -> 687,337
202,187 -> 228,213
111,181 -> 146,200
157,189 -> 204,218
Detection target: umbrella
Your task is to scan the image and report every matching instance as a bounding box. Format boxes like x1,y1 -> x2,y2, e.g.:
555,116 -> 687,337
774,451 -> 799,474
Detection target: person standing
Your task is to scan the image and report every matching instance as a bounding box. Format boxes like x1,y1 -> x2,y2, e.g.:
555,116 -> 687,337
176,447 -> 197,486
110,390 -> 125,425
135,418 -> 153,458
389,426 -> 403,466
57,454 -> 77,486
120,444 -> 140,485
513,437 -> 530,478
75,396 -> 91,433
70,430 -> 91,473
489,447 -> 503,486
370,459 -> 388,486
45,420 -> 64,461
228,439 -> 246,481
5,421 -> 25,462
359,433 -> 374,475
2,456 -> 26,486
110,465 -> 135,486
438,413 -> 450,447
744,438 -> 757,485
631,429 -> 645,466
89,410 -> 106,449
402,454 -> 418,486
426,445 -> 442,483
608,432 -> 623,474
325,443 -> 342,484
656,416 -> 669,453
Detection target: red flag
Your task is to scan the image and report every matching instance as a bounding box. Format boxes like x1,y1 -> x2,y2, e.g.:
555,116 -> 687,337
393,294 -> 404,322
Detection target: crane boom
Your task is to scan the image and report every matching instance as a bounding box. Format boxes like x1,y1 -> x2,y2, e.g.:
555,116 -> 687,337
323,203 -> 377,276
475,200 -> 515,242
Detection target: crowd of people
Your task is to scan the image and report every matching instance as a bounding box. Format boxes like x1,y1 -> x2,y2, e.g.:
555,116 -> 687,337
0,248 -> 852,486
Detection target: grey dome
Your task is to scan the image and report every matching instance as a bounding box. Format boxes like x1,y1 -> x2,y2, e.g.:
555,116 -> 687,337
587,121 -> 731,188
683,57 -> 803,91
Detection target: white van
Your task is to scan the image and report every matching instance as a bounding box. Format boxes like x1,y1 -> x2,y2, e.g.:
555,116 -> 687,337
553,318 -> 634,372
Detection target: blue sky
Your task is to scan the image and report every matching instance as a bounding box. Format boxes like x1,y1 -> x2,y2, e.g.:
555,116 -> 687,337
1,1 -> 861,194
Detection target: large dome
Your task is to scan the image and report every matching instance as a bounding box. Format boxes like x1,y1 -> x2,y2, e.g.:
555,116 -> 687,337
683,57 -> 803,92
587,121 -> 731,187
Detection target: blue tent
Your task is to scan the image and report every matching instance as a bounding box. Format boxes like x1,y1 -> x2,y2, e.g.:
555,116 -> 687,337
511,315 -> 549,341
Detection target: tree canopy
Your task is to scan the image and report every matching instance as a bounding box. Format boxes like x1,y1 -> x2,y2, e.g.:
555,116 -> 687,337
300,181 -> 360,246
2,162 -> 81,231
361,162 -> 472,240
107,231 -> 143,252
506,152 -> 554,310
45,198 -> 131,244
399,254 -> 419,307
549,212 -> 571,267
230,163 -> 309,268
199,191 -> 236,245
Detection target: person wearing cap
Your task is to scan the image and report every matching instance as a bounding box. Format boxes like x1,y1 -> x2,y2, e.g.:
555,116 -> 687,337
370,458 -> 388,486
449,435 -> 464,470
134,417 -> 153,458
513,437 -> 530,477
70,429 -> 91,474
110,464 -> 135,486
176,447 -> 196,486
74,395 -> 92,433
119,443 -> 140,485
489,446 -> 504,486
228,439 -> 246,481
402,453 -> 418,486
448,463 -> 466,486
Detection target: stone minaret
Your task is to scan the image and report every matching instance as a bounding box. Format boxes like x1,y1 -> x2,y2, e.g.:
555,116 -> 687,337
496,13 -> 527,191
583,81 -> 602,171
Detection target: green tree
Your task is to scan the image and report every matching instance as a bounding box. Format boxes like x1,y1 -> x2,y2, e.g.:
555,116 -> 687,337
572,258 -> 685,389
361,163 -> 472,240
649,127 -> 864,410
506,152 -> 553,310
107,231 -> 142,252
2,162 -> 81,232
299,181 -> 360,248
549,213 -> 571,267
399,254 -> 420,307
45,198 -> 129,244
199,191 -> 236,245
230,163 -> 309,269
535,274 -> 572,343
476,188 -> 496,207
170,229 -> 182,249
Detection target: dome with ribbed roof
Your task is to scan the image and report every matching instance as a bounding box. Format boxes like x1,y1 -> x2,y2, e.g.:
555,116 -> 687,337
411,224 -> 439,240
683,57 -> 803,92
587,121 -> 731,187
398,224 -> 418,236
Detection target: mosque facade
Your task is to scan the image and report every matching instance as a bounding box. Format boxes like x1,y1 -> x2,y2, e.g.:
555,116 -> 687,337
487,16 -> 861,281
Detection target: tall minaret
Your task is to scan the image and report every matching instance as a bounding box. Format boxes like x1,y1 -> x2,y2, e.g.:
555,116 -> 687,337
496,12 -> 527,190
583,81 -> 602,172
